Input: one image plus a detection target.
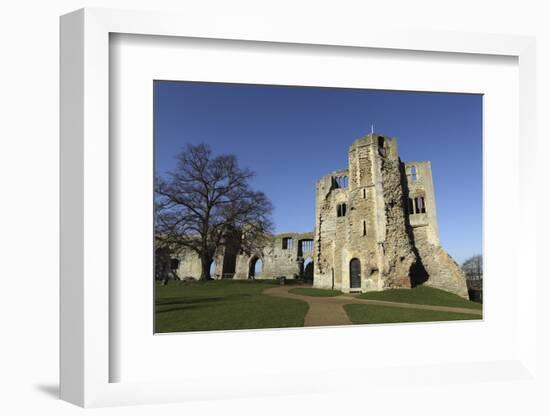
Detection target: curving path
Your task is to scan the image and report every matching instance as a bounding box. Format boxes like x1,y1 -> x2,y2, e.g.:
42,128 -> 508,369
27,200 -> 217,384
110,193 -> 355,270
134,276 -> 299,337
263,285 -> 482,327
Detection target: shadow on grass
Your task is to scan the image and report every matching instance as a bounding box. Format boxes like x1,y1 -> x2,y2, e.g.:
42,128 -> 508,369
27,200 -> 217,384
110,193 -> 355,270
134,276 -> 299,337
156,296 -> 225,306
156,293 -> 258,314
155,280 -> 310,332
157,293 -> 255,305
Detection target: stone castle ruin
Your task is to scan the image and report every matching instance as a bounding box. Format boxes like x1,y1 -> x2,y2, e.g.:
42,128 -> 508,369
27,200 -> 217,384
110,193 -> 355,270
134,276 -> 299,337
165,133 -> 469,298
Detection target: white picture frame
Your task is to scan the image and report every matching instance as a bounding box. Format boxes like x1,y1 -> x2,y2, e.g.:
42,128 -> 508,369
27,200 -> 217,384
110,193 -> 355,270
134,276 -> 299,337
60,7 -> 539,408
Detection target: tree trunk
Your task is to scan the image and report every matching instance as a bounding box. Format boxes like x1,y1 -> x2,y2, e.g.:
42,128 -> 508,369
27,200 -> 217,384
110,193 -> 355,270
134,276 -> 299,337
199,255 -> 212,280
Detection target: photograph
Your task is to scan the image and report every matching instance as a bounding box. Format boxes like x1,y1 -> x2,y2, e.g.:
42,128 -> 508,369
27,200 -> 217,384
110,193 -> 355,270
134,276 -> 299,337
153,81 -> 483,333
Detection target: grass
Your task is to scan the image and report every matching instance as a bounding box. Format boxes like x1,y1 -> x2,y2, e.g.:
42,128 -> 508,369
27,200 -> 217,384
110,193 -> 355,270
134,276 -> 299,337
155,279 -> 309,333
344,304 -> 481,324
357,285 -> 482,310
288,287 -> 342,297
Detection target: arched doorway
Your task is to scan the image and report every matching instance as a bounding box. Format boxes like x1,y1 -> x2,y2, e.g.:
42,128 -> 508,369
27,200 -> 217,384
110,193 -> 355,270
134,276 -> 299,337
248,256 -> 263,279
303,257 -> 313,282
350,258 -> 361,289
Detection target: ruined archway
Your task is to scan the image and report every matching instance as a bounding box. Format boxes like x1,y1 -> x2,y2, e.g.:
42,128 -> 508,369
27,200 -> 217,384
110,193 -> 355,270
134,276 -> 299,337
248,256 -> 263,279
303,256 -> 313,282
209,259 -> 218,280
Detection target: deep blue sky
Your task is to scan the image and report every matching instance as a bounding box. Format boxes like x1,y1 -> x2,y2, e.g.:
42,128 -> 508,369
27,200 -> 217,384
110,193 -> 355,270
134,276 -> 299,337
154,81 -> 482,264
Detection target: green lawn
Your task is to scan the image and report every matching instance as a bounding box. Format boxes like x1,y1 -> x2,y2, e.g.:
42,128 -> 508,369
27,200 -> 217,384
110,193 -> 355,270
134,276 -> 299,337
344,304 -> 481,324
155,280 -> 309,333
288,287 -> 342,297
357,285 -> 482,310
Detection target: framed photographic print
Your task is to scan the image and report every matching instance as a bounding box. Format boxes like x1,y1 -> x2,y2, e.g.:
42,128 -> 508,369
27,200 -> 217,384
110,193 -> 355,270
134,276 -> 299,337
152,80 -> 483,335
60,7 -> 538,408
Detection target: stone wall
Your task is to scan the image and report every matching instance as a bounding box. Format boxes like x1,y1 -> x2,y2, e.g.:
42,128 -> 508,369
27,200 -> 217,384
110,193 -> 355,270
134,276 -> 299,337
379,153 -> 417,289
404,161 -> 469,298
171,232 -> 315,281
411,227 -> 469,298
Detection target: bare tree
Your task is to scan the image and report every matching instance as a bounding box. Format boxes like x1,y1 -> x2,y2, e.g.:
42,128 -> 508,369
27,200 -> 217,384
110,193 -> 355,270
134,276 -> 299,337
155,143 -> 273,280
462,254 -> 483,281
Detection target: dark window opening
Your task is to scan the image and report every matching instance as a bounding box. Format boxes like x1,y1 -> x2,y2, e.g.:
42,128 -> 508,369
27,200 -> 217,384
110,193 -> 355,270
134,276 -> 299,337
350,258 -> 361,289
282,237 -> 293,250
170,258 -> 180,271
378,136 -> 386,157
363,189 -> 366,199
336,203 -> 347,217
413,197 -> 426,214
333,175 -> 348,189
408,198 -> 415,214
362,220 -> 367,236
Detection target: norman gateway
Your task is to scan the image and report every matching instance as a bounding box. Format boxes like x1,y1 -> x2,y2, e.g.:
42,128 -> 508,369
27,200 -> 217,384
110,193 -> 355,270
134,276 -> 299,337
163,133 -> 468,298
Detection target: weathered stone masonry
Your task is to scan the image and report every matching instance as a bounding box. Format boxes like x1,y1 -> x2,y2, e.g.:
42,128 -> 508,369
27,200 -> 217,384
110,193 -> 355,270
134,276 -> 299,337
174,231 -> 315,281
170,133 -> 469,298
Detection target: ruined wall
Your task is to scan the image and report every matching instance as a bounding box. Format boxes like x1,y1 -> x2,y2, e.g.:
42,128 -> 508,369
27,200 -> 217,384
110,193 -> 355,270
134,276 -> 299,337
176,251 -> 202,278
314,169 -> 349,290
232,231 -> 315,280
171,232 -> 315,281
411,227 -> 469,298
404,162 -> 439,245
404,161 -> 469,298
378,145 -> 417,289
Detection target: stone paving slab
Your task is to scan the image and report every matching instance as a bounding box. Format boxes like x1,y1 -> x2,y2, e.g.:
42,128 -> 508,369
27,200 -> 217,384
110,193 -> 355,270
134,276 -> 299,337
263,285 -> 482,327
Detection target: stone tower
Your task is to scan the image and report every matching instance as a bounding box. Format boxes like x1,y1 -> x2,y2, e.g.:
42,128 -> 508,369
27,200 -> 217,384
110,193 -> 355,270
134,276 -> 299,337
313,133 -> 468,297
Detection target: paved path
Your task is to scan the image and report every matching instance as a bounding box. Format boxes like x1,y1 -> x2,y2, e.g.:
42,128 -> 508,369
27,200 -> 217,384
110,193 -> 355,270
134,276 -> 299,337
263,285 -> 482,327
